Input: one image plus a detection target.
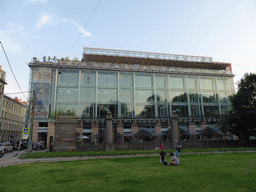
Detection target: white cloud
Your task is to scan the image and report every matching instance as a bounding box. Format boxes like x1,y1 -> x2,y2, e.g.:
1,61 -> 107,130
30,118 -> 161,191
70,20 -> 92,37
26,0 -> 48,3
36,14 -> 50,28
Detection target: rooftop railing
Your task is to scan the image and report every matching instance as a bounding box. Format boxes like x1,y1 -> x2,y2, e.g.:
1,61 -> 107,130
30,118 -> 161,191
83,47 -> 213,63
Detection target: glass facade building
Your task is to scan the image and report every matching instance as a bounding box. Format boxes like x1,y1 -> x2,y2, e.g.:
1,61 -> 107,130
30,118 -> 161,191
27,48 -> 235,144
28,48 -> 234,121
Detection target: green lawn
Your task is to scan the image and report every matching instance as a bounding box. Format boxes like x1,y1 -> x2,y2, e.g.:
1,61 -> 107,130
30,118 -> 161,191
1,152 -> 256,192
20,147 -> 256,159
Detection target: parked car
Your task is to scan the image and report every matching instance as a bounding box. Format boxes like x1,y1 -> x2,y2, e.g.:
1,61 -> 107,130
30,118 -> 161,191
11,142 -> 19,151
0,142 -> 13,153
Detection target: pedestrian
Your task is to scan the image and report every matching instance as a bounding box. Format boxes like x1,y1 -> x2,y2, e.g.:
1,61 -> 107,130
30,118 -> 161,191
174,139 -> 181,160
159,142 -> 163,150
168,152 -> 180,165
160,150 -> 167,165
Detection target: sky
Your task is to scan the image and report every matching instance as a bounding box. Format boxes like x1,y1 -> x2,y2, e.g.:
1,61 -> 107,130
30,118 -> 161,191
0,0 -> 256,101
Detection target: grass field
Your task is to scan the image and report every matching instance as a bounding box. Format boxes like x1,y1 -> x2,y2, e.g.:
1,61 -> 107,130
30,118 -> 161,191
1,152 -> 256,192
20,147 -> 256,159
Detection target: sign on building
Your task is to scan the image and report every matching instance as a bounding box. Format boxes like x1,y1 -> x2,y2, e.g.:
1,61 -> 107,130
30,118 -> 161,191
22,127 -> 29,135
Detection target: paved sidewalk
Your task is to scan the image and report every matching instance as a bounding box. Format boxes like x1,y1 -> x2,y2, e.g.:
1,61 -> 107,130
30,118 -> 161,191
0,150 -> 255,167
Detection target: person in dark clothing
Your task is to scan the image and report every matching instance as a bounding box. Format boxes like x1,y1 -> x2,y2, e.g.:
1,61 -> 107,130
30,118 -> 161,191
160,150 -> 167,165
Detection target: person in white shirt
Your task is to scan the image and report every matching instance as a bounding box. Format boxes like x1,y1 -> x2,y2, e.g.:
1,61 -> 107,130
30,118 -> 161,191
168,152 -> 180,165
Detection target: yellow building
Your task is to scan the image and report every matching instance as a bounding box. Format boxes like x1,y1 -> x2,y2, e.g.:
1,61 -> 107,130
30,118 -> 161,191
0,95 -> 27,142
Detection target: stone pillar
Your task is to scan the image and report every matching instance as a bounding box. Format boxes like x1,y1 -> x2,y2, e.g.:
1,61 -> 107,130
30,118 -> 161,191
105,111 -> 113,144
167,121 -> 172,141
171,111 -> 180,142
155,121 -> 162,141
91,122 -> 98,144
200,121 -> 207,140
131,122 -> 138,143
47,122 -> 55,148
53,115 -> 76,151
117,122 -> 124,143
32,122 -> 38,143
189,122 -> 196,140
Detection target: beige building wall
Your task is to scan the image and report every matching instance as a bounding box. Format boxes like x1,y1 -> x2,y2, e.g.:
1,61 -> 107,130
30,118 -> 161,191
0,95 -> 27,142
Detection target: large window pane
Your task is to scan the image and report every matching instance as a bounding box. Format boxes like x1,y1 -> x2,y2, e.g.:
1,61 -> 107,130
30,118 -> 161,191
120,74 -> 132,87
97,88 -> 117,102
58,69 -> 79,85
170,91 -> 187,102
189,93 -> 200,103
202,92 -> 217,103
204,106 -> 219,116
200,78 -> 214,90
158,104 -> 168,117
80,104 -> 95,118
56,104 -> 77,114
81,88 -> 95,103
82,72 -> 96,86
218,92 -> 229,103
172,106 -> 188,117
136,90 -> 153,103
57,87 -> 78,101
97,104 -> 118,118
136,104 -> 155,117
121,104 -> 133,118
187,78 -> 196,90
155,76 -> 165,88
169,77 -> 184,89
98,72 -> 117,87
120,89 -> 132,103
156,90 -> 166,102
135,75 -> 152,87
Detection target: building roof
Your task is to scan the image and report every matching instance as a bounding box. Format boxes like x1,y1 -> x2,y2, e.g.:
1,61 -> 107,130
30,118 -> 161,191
83,47 -> 231,71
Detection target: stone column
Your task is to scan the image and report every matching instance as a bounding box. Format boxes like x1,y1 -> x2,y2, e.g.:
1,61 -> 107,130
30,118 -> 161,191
32,122 -> 38,143
131,122 -> 138,143
47,122 -> 55,148
105,111 -> 113,144
200,121 -> 207,140
117,122 -> 124,143
91,122 -> 98,144
155,121 -> 162,141
189,122 -> 196,140
167,121 -> 172,142
171,111 -> 180,142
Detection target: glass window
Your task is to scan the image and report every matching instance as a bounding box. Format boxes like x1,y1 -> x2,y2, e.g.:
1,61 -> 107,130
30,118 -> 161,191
80,105 -> 95,118
98,72 -> 117,87
82,72 -> 96,86
169,77 -> 184,89
81,88 -> 96,103
189,93 -> 200,103
56,104 -> 77,114
217,79 -> 228,90
58,69 -> 79,85
156,90 -> 166,102
204,106 -> 219,116
136,104 -> 155,118
218,92 -> 229,103
155,76 -> 165,88
172,106 -> 188,117
200,78 -> 214,90
191,105 -> 201,116
97,88 -> 117,102
158,104 -> 168,117
221,106 -> 229,115
121,104 -> 133,118
187,78 -> 196,90
202,92 -> 217,103
135,90 -> 153,103
57,87 -> 78,101
97,104 -> 118,118
170,91 -> 187,102
120,89 -> 132,103
120,74 -> 132,87
135,75 -> 152,88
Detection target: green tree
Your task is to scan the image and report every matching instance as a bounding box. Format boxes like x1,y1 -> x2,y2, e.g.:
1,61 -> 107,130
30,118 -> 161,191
221,73 -> 256,141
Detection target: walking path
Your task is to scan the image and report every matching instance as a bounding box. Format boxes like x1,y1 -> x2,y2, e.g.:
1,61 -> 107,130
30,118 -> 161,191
0,150 -> 255,167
